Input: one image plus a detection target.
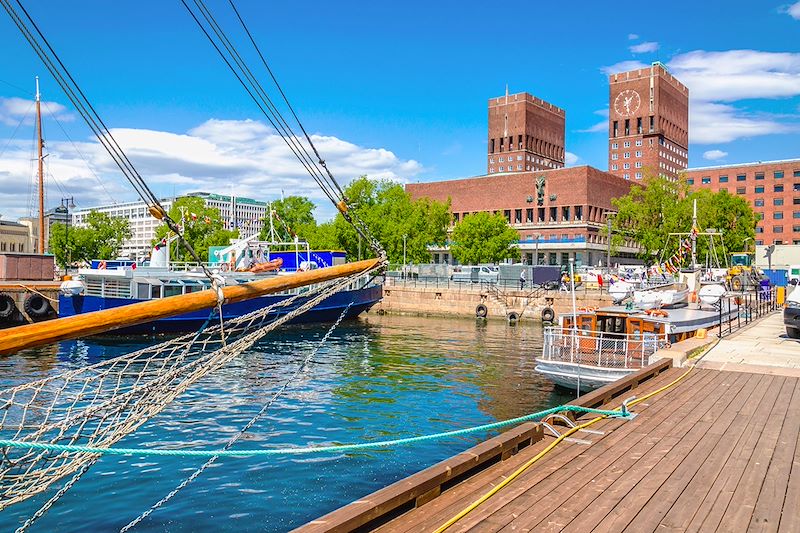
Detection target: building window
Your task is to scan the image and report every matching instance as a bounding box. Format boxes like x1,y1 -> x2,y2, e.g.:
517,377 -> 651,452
549,207 -> 557,222
775,185 -> 785,193
649,115 -> 654,132
688,178 -> 695,185
775,212 -> 785,219
754,173 -> 764,180
635,151 -> 642,157
756,226 -> 764,234
755,199 -> 764,207
737,174 -> 747,181
635,140 -> 642,146
538,208 -> 545,222
719,175 -> 728,183
503,210 -> 511,223
499,166 -> 504,172
490,139 -> 495,154
623,163 -> 630,169
755,186 -> 764,193
611,164 -> 618,171
562,206 -> 570,221
517,164 -> 522,170
623,152 -> 630,158
775,198 -> 784,206
526,208 -> 533,222
453,213 -> 459,223
624,119 -> 630,136
701,177 -> 711,184
489,167 -> 495,173
756,240 -> 764,245
612,120 -> 618,137
794,212 -> 800,219
737,187 -> 746,194
623,173 -> 630,179
611,142 -> 618,149
635,162 -> 642,168
795,198 -> 800,205
635,172 -> 643,179
517,155 -> 523,161
774,226 -> 784,233
575,206 -> 583,220
623,141 -> 631,148
794,170 -> 800,177
611,153 -> 618,160
775,171 -> 784,179
514,209 -> 522,223
499,157 -> 504,162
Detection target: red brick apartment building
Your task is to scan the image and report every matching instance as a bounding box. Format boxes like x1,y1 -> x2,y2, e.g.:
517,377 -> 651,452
686,159 -> 800,246
487,92 -> 565,174
407,166 -> 639,266
608,62 -> 689,181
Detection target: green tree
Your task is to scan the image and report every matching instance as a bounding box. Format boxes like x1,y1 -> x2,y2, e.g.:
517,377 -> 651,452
49,211 -> 132,268
611,174 -> 756,264
153,197 -> 238,262
450,211 -> 519,264
258,196 -> 317,241
332,176 -> 450,263
302,221 -> 340,250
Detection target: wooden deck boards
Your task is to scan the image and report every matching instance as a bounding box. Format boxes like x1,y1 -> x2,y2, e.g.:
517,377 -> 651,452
373,368 -> 800,532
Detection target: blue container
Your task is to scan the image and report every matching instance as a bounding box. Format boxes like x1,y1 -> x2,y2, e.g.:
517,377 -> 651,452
763,268 -> 788,287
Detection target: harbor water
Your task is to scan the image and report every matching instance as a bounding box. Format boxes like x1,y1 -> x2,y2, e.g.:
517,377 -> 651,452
0,314 -> 571,532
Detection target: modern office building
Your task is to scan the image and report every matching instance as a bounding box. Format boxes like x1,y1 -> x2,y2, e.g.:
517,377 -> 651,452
407,166 -> 639,266
72,192 -> 269,259
487,92 -> 566,174
686,159 -> 800,246
608,62 -> 689,181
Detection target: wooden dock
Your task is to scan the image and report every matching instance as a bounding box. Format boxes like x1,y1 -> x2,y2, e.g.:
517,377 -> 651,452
298,361 -> 800,532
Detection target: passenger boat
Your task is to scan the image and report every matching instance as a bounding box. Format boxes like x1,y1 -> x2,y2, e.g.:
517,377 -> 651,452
58,240 -> 382,333
535,288 -> 734,392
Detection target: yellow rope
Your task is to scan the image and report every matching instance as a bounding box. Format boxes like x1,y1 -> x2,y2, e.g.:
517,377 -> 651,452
434,365 -> 695,532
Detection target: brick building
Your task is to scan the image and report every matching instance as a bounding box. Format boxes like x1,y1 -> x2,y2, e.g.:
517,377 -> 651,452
608,62 -> 689,181
407,166 -> 639,266
487,92 -> 565,174
686,159 -> 800,246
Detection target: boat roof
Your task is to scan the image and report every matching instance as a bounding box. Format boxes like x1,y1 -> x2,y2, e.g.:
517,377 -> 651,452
590,305 -> 733,334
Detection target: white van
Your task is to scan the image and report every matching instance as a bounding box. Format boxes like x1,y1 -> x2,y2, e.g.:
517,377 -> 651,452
450,265 -> 499,283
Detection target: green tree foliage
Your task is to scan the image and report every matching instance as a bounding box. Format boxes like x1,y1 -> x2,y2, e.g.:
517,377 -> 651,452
611,174 -> 757,264
49,211 -> 132,268
302,221 -> 340,250
153,197 -> 238,262
258,196 -> 316,241
331,176 -> 451,263
450,211 -> 519,264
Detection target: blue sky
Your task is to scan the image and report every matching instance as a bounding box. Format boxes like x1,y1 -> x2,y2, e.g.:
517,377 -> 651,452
0,0 -> 799,220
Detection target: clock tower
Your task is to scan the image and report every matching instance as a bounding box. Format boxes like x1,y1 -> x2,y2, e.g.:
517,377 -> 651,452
608,62 -> 688,181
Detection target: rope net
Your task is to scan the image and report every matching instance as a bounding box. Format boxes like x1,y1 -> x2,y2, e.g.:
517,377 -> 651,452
0,269 -> 376,510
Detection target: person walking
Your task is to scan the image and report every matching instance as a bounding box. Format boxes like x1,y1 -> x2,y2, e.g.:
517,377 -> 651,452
519,269 -> 526,290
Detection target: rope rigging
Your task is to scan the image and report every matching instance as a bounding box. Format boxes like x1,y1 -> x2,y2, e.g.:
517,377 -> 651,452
0,0 -> 211,276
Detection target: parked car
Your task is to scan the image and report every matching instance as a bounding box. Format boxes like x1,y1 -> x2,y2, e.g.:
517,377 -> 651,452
785,286 -> 800,339
450,265 -> 499,283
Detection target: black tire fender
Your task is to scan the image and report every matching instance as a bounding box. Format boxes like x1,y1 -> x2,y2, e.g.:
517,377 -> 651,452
0,294 -> 16,320
24,293 -> 52,318
475,304 -> 488,318
541,307 -> 555,322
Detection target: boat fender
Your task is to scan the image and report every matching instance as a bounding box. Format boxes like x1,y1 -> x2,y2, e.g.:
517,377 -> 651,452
475,304 -> 488,318
507,311 -> 519,322
23,293 -> 52,319
541,307 -> 555,322
0,294 -> 17,320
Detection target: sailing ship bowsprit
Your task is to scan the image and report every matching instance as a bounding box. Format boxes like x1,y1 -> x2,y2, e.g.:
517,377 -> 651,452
0,0 -> 387,522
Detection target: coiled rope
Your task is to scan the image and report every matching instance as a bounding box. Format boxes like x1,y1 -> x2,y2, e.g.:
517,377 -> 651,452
0,405 -> 628,459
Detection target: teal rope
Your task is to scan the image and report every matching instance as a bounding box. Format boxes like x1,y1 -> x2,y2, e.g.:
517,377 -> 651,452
0,405 -> 629,458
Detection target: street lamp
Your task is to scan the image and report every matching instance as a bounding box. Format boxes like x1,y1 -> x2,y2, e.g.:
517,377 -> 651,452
55,197 -> 75,269
402,234 -> 408,278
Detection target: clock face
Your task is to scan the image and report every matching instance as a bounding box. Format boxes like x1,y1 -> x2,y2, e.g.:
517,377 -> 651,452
614,89 -> 641,117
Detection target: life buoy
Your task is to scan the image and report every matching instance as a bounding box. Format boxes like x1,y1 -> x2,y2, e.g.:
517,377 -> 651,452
507,311 -> 519,322
541,307 -> 555,322
0,294 -> 16,320
644,309 -> 669,318
475,304 -> 488,318
23,293 -> 52,319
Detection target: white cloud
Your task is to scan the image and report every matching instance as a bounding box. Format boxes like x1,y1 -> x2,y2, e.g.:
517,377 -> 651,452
787,1 -> 800,19
702,149 -> 728,161
628,34 -> 639,40
629,41 -> 659,54
603,49 -> 800,144
0,118 -> 423,221
565,152 -> 579,165
577,108 -> 609,133
0,97 -> 72,126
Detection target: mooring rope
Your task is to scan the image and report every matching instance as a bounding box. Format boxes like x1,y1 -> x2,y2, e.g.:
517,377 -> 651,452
0,405 -> 630,459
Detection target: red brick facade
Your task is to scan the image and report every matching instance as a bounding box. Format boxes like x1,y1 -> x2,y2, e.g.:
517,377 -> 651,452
686,159 -> 800,246
487,92 -> 565,174
608,63 -> 689,181
407,166 -> 638,265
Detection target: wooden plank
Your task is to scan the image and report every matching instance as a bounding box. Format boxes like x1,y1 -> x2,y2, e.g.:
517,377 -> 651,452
0,258 -> 382,355
779,386 -> 800,533
386,369 -> 716,531
514,371 -> 757,533
652,375 -> 788,532
589,373 -> 785,533
749,378 -> 800,532
300,355 -> 677,533
683,375 -> 789,532
715,377 -> 797,531
611,370 -> 782,532
566,358 -> 672,411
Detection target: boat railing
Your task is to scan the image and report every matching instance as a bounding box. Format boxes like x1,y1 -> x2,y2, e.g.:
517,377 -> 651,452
540,326 -> 669,370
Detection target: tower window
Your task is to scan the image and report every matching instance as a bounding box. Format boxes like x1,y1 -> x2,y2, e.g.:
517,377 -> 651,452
624,119 -> 630,136
613,121 -> 618,138
637,117 -> 643,134
649,116 -> 654,132
490,139 -> 495,154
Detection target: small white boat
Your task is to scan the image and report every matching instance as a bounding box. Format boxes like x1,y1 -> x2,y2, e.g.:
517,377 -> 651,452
633,285 -> 689,309
608,281 -> 635,304
698,284 -> 726,306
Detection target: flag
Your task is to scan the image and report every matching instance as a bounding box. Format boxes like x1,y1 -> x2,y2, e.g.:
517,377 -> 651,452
190,212 -> 198,221
154,237 -> 167,251
597,274 -> 604,288
131,262 -> 137,270
204,216 -> 212,225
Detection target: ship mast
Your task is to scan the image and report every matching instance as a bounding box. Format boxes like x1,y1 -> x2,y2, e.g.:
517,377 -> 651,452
36,76 -> 45,254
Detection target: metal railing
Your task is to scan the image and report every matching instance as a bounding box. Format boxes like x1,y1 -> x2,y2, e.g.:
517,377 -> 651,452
718,286 -> 778,338
540,327 -> 669,370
